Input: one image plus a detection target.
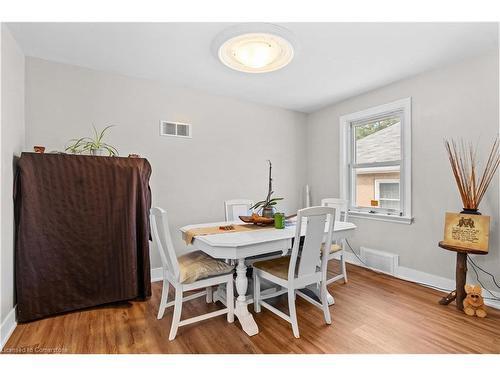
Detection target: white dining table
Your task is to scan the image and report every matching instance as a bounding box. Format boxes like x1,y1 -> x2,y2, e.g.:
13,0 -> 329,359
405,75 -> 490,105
180,219 -> 357,336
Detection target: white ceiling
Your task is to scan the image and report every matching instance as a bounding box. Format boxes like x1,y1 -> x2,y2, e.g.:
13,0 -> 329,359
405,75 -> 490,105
7,22 -> 498,113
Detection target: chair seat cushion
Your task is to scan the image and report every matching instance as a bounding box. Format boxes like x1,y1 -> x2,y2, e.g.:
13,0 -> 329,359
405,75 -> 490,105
329,244 -> 342,253
320,243 -> 342,254
178,250 -> 234,284
253,256 -> 291,280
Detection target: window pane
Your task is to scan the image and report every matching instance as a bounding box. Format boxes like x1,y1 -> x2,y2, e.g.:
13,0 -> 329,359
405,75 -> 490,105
379,182 -> 399,199
354,115 -> 401,164
379,199 -> 400,210
353,167 -> 400,211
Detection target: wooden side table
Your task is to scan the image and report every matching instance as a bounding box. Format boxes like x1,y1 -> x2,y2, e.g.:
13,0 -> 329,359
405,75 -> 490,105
438,241 -> 486,310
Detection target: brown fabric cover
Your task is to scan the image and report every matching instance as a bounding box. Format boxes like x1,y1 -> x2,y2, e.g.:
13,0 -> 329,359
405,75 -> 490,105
178,251 -> 234,284
14,153 -> 152,322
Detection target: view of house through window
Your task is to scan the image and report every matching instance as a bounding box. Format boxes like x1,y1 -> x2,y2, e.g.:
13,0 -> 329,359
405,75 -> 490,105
351,114 -> 402,213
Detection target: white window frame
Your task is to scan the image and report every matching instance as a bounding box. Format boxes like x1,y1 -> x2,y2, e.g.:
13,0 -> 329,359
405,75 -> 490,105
339,97 -> 412,224
374,179 -> 401,208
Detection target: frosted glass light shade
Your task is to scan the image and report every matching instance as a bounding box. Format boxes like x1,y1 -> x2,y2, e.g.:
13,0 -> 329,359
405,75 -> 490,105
218,32 -> 294,73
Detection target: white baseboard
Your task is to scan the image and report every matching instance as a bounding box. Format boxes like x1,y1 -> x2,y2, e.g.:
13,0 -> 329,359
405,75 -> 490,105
484,298 -> 500,310
333,251 -> 500,311
1,307 -> 17,350
396,265 -> 455,291
335,251 -> 365,268
151,267 -> 163,282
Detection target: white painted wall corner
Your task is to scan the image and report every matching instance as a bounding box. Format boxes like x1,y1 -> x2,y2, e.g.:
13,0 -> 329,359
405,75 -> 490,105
151,267 -> 164,282
0,307 -> 17,350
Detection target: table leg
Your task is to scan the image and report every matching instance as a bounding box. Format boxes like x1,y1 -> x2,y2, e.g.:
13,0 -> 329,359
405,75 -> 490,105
456,252 -> 467,311
234,258 -> 259,336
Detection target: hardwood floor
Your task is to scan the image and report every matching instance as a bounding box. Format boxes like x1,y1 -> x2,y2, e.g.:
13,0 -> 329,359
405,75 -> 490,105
3,262 -> 500,354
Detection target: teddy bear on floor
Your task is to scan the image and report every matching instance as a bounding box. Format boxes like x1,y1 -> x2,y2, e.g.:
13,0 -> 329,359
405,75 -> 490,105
463,284 -> 487,318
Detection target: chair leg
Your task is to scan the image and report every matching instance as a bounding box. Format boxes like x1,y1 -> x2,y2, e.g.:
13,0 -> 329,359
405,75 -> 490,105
253,272 -> 261,313
288,289 -> 300,338
157,279 -> 170,320
341,250 -> 348,283
226,279 -> 234,323
206,286 -> 213,303
169,288 -> 183,341
320,282 -> 332,325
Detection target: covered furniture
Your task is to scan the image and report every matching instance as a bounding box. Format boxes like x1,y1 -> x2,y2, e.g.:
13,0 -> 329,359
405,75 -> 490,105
14,153 -> 152,322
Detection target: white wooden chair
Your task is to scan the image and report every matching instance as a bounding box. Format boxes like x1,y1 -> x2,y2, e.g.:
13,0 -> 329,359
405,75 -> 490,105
321,198 -> 348,284
252,206 -> 335,338
150,207 -> 235,340
224,199 -> 254,222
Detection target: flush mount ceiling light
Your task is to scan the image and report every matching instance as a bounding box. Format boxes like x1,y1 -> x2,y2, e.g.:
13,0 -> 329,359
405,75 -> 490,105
213,24 -> 296,73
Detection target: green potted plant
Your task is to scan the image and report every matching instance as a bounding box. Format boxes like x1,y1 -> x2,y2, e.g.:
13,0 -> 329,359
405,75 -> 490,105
65,125 -> 119,156
251,160 -> 283,218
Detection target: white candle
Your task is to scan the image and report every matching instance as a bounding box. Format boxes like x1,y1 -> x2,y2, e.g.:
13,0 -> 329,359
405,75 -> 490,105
305,184 -> 311,208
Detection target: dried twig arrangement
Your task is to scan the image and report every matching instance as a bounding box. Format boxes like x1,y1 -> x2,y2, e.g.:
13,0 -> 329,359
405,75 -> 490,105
444,138 -> 500,210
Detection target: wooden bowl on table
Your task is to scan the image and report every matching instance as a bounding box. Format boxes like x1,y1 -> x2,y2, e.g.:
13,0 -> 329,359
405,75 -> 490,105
239,213 -> 274,226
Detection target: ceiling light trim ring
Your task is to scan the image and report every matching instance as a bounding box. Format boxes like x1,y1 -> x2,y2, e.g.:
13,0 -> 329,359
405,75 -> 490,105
212,24 -> 297,74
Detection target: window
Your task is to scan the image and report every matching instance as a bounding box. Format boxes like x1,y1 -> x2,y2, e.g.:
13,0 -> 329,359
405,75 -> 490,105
340,98 -> 412,224
375,179 -> 400,209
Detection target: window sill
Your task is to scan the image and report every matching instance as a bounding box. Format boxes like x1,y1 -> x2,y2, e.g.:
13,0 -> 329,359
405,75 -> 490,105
348,210 -> 413,224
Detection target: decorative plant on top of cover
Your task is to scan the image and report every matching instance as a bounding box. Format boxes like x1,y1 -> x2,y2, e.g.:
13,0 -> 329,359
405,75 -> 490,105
65,125 -> 119,156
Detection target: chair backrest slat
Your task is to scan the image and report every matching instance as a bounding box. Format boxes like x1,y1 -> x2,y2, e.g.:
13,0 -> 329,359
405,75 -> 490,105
288,206 -> 335,280
224,199 -> 254,221
321,198 -> 348,222
150,207 -> 180,281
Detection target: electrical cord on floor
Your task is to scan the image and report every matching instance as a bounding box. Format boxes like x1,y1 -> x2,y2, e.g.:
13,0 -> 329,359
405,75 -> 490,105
343,239 -> 448,293
467,255 -> 500,301
344,239 -> 371,268
467,255 -> 500,289
344,240 -> 500,302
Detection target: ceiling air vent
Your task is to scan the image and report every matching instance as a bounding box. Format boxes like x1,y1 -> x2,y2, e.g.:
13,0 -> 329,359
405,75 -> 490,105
160,121 -> 192,138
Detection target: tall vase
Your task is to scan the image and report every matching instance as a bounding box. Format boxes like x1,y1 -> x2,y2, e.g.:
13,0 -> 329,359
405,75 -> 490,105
460,208 -> 481,215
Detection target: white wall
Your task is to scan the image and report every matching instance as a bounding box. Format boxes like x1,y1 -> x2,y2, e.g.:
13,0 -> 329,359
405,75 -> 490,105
19,47 -> 500,306
25,57 -> 308,268
307,52 -> 500,293
1,24 -> 25,343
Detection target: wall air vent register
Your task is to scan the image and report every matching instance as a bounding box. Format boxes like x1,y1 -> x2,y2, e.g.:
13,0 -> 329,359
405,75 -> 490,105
160,121 -> 192,138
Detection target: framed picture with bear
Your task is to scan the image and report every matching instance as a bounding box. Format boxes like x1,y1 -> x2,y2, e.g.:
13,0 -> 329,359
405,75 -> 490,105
443,212 -> 490,253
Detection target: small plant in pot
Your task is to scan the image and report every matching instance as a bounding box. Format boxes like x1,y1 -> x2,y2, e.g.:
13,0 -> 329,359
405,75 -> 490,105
251,160 -> 283,218
65,125 -> 119,156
